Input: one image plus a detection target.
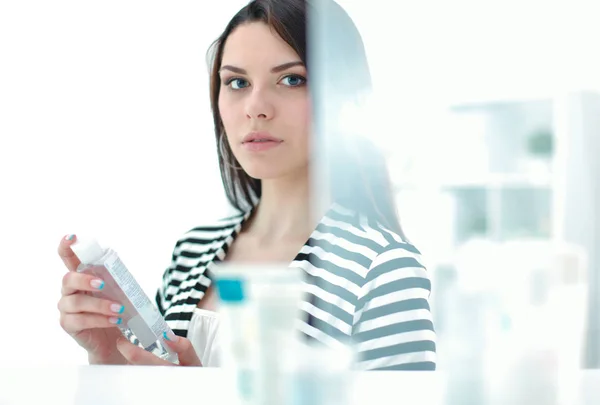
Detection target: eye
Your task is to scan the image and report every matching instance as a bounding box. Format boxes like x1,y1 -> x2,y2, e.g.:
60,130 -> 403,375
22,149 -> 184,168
280,74 -> 306,87
225,78 -> 250,90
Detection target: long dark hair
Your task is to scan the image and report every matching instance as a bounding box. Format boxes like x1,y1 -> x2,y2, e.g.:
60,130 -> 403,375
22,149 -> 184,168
207,0 -> 407,239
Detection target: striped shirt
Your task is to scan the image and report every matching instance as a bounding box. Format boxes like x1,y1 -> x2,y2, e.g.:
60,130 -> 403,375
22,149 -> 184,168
155,203 -> 436,371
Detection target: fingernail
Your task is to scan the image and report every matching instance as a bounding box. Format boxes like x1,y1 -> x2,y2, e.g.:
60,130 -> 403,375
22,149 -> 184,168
109,317 -> 122,325
111,304 -> 125,314
163,330 -> 178,342
90,279 -> 105,290
65,234 -> 75,241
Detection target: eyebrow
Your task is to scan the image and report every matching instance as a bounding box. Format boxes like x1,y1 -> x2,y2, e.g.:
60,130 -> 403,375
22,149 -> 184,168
219,61 -> 304,75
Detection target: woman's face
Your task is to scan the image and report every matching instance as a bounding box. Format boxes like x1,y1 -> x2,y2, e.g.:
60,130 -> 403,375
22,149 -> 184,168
218,22 -> 310,180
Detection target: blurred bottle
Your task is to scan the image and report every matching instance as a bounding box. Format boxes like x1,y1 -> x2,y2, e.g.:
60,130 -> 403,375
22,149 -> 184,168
213,263 -> 353,405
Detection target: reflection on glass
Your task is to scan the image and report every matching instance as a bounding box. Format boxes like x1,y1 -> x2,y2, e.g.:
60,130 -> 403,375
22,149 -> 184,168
307,0 -> 437,373
312,2 -> 600,402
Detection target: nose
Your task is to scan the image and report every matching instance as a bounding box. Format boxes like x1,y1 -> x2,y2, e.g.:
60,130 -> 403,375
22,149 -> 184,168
245,87 -> 275,121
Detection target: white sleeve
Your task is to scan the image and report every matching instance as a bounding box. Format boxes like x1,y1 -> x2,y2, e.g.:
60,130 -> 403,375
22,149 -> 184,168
187,308 -> 222,367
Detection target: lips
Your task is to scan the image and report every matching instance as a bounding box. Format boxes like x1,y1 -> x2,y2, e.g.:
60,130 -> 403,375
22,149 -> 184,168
241,131 -> 283,152
242,131 -> 283,144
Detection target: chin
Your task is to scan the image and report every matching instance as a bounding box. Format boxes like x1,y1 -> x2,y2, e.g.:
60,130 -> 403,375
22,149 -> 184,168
241,162 -> 305,181
242,166 -> 285,180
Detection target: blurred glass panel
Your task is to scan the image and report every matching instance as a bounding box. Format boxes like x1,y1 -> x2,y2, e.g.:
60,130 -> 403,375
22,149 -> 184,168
308,0 -> 600,402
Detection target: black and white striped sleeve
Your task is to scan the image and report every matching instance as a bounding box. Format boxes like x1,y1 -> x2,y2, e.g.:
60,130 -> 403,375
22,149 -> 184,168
155,240 -> 179,316
353,242 -> 437,370
155,265 -> 170,316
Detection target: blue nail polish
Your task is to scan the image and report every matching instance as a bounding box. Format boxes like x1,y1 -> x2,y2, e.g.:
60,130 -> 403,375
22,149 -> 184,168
66,234 -> 75,241
163,330 -> 178,342
116,318 -> 122,325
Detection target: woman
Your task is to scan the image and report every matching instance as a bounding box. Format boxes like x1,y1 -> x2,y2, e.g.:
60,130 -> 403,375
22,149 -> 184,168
57,0 -> 436,371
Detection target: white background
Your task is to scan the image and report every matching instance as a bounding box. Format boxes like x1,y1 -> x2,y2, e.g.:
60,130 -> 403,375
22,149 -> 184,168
1,0 -> 599,366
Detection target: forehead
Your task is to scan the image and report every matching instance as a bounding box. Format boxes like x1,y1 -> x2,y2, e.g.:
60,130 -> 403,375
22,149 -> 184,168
221,22 -> 300,66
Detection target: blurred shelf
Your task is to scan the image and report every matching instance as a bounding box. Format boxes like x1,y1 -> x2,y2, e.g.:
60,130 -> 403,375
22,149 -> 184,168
394,172 -> 553,190
442,87 -> 559,111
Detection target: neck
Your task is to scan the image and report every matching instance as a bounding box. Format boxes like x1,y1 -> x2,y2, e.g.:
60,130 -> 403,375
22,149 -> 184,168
245,168 -> 326,243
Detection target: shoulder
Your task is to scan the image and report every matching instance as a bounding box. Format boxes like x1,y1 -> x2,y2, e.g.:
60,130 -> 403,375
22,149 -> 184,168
180,209 -> 248,240
316,203 -> 429,290
161,209 -> 249,286
171,211 -> 248,257
322,203 -> 424,262
320,203 -> 430,294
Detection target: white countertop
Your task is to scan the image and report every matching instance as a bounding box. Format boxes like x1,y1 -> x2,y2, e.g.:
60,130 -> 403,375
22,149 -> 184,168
0,366 -> 446,405
1,366 -> 599,405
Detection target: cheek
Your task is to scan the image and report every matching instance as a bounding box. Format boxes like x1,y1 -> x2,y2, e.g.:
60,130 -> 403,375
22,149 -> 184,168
301,101 -> 312,147
304,101 -> 312,126
218,94 -> 238,131
287,98 -> 311,140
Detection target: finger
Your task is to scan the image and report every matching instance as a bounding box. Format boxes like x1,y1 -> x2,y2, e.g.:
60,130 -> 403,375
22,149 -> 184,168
162,331 -> 202,367
61,271 -> 105,296
58,293 -> 125,317
59,313 -> 122,334
116,337 -> 175,366
58,234 -> 81,272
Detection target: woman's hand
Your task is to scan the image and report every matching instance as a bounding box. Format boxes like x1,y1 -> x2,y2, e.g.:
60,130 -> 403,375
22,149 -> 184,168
116,332 -> 203,366
58,234 -> 202,366
57,234 -> 128,365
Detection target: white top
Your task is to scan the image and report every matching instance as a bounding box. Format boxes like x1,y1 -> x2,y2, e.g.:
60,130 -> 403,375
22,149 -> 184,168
187,308 -> 222,367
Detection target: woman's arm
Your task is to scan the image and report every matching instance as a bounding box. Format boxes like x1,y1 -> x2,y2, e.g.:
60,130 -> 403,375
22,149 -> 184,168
353,243 -> 437,370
